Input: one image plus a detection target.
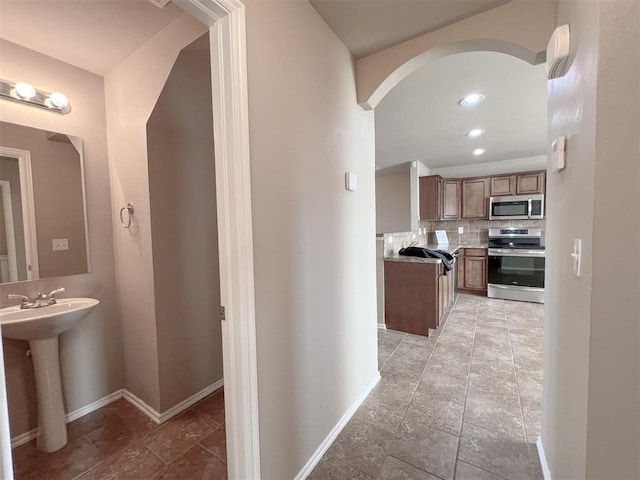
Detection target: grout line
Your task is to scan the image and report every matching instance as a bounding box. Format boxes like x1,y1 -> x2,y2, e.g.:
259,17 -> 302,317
504,302 -> 539,480
451,295 -> 480,480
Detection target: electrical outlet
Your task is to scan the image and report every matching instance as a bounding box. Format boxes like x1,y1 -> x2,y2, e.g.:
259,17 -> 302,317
52,238 -> 69,251
458,227 -> 464,234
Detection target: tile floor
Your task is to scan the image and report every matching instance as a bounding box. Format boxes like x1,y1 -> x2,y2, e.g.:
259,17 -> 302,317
310,294 -> 544,480
12,388 -> 227,480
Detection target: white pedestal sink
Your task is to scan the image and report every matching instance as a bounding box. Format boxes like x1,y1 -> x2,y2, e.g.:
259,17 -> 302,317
0,298 -> 99,452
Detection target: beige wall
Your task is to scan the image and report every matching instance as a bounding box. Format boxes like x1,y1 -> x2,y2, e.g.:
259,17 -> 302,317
245,2 -> 378,477
586,2 -> 639,478
104,13 -> 207,411
0,122 -> 87,279
0,40 -> 122,437
147,33 -> 223,411
0,157 -> 26,279
376,173 -> 411,234
543,1 -> 640,478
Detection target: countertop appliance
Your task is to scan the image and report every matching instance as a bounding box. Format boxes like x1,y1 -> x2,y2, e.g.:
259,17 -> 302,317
489,194 -> 544,220
487,228 -> 545,303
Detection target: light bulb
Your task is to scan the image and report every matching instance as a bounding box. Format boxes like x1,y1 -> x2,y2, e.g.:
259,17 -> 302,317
48,92 -> 68,108
14,82 -> 36,100
459,93 -> 485,107
466,129 -> 484,137
473,148 -> 486,156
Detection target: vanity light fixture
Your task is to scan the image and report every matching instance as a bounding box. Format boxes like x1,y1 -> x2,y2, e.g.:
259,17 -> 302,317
466,129 -> 484,137
473,148 -> 486,156
459,93 -> 485,107
0,79 -> 71,115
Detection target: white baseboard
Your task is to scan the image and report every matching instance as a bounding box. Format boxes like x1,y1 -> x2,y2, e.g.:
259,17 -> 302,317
123,378 -> 224,425
377,323 -> 387,330
537,437 -> 552,480
294,372 -> 381,480
11,380 -> 225,449
11,389 -> 124,448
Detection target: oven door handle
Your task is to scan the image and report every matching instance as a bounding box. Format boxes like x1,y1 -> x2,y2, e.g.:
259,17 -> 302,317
488,248 -> 546,257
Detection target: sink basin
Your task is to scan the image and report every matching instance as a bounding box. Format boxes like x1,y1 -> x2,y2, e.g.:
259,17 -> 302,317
0,297 -> 99,452
0,298 -> 99,340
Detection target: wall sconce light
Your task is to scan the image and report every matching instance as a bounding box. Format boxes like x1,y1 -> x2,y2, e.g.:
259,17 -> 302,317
0,79 -> 71,115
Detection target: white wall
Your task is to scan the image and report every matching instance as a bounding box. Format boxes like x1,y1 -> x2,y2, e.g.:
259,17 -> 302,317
376,173 -> 411,233
244,1 -> 378,478
428,155 -> 546,178
543,1 -> 640,479
0,40 -> 123,437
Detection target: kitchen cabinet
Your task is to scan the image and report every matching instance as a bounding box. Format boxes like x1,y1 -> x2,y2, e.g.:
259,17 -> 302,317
457,248 -> 488,293
516,171 -> 546,195
441,180 -> 461,219
419,175 -> 441,221
490,175 -> 516,196
384,259 -> 455,336
461,179 -> 489,219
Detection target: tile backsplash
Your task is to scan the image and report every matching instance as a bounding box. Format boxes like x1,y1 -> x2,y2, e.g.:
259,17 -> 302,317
421,219 -> 546,245
381,219 -> 545,256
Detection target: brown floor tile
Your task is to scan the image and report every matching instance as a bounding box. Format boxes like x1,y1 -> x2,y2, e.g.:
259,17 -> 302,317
191,389 -> 225,425
144,409 -> 219,463
12,440 -> 44,476
200,423 -> 227,462
16,438 -> 104,480
77,440 -> 165,480
86,413 -> 156,458
154,444 -> 227,479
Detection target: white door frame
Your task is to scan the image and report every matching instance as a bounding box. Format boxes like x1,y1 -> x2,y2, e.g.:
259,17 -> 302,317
173,0 -> 261,478
0,180 -> 18,282
0,146 -> 39,281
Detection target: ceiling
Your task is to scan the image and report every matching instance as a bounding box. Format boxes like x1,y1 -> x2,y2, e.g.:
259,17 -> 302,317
0,0 -> 185,75
375,51 -> 547,170
309,0 -> 509,59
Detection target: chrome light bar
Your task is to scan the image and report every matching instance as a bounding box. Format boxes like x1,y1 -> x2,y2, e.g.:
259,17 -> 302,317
0,79 -> 71,115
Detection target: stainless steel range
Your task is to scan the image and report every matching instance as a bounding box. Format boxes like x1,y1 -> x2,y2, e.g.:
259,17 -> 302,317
487,228 -> 545,303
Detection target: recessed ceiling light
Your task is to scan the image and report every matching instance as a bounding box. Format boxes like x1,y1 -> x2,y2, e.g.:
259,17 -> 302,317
467,129 -> 484,137
459,93 -> 485,107
473,148 -> 486,156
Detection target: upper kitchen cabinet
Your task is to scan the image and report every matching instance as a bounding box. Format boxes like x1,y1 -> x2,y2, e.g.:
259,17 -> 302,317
419,175 -> 441,220
461,178 -> 489,218
441,180 -> 461,219
516,171 -> 546,195
490,175 -> 516,196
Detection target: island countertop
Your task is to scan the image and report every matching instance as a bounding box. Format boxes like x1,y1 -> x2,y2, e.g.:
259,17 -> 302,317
383,244 -> 488,263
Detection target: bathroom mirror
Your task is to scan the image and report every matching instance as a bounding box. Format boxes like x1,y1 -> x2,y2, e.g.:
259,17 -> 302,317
0,121 -> 89,284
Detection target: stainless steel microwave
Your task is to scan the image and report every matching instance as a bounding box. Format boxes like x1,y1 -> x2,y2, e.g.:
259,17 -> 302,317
489,194 -> 545,220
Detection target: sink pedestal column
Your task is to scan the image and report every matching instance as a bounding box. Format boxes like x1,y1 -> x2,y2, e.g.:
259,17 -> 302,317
29,337 -> 67,452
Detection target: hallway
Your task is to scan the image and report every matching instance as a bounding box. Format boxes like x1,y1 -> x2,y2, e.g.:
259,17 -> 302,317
311,295 -> 544,479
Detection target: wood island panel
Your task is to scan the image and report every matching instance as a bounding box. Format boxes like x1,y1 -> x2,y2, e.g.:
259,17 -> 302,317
384,260 -> 439,336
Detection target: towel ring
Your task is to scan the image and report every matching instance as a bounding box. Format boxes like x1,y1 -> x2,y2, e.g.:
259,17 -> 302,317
120,203 -> 134,229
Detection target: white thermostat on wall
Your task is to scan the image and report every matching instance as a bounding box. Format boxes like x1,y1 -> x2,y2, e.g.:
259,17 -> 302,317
551,136 -> 566,173
345,172 -> 358,192
547,24 -> 571,79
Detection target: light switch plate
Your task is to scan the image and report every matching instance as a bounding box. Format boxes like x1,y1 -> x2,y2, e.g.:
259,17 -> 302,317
551,136 -> 566,173
52,238 -> 69,251
345,172 -> 358,191
571,238 -> 582,277
458,227 -> 464,234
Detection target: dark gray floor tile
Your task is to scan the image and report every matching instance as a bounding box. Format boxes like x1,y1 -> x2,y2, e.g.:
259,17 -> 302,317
454,461 -> 505,480
379,456 -> 440,480
325,418 -> 395,477
417,372 -> 468,406
458,422 -> 532,480
308,454 -> 373,479
390,421 -> 459,480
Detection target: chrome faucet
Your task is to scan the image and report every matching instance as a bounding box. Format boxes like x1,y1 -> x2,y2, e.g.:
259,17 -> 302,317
8,288 -> 66,309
